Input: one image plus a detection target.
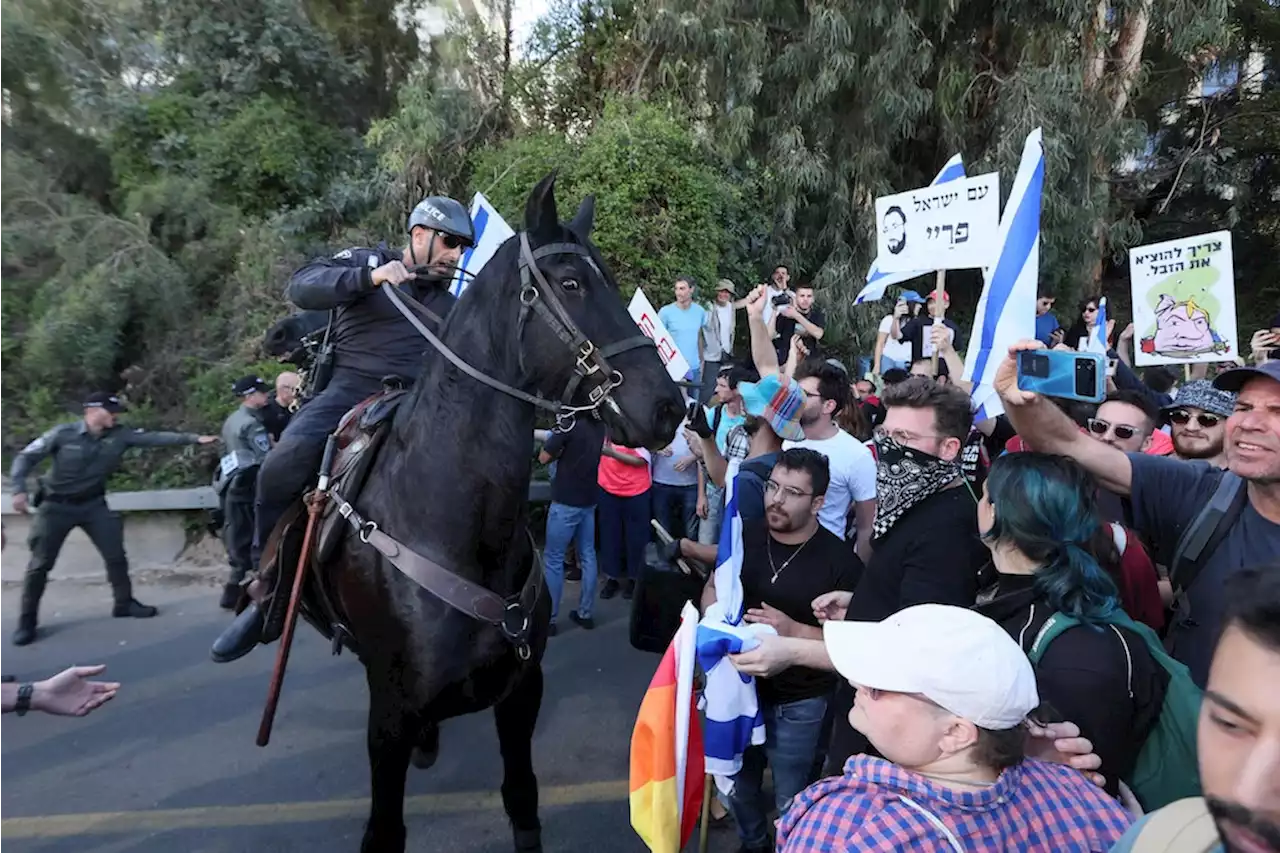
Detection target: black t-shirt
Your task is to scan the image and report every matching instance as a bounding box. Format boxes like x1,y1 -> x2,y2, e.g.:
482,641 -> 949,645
826,486 -> 986,771
775,305 -> 826,360
261,399 -> 292,442
543,417 -> 606,508
899,316 -> 961,364
740,520 -> 863,705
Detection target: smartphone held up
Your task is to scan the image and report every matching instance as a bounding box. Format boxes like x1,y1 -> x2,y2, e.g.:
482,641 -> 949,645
1016,350 -> 1106,404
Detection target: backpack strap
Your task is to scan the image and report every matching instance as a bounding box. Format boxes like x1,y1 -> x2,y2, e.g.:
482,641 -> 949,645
712,405 -> 724,435
1131,798 -> 1218,853
1025,612 -> 1083,664
1168,472 -> 1247,596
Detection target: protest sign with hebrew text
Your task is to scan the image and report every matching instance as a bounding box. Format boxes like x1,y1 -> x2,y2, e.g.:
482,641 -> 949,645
628,289 -> 692,381
1129,230 -> 1237,367
874,173 -> 1001,273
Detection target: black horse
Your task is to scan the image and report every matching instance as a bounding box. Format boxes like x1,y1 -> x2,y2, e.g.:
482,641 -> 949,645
323,174 -> 684,852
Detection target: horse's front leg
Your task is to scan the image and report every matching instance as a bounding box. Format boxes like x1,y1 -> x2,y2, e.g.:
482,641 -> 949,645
361,679 -> 415,853
494,662 -> 544,853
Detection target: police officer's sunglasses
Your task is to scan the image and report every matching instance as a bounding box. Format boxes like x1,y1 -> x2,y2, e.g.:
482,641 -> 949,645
438,233 -> 470,250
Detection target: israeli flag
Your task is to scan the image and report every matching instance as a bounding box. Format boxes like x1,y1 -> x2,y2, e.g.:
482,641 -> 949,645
695,483 -> 772,793
963,128 -> 1045,422
451,192 -> 516,297
855,153 -> 967,305
1085,297 -> 1109,354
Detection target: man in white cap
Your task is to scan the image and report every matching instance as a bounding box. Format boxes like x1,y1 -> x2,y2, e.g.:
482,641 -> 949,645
776,604 -> 1133,852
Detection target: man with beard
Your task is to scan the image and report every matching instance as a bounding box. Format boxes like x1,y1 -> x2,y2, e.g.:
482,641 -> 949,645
1163,380 -> 1235,468
702,449 -> 863,853
723,377 -> 990,773
996,344 -> 1280,688
1108,565 -> 1279,853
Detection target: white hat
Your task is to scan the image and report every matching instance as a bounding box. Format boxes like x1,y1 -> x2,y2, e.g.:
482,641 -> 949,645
823,604 -> 1039,730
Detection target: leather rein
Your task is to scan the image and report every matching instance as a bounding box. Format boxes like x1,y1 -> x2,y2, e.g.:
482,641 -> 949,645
324,232 -> 655,659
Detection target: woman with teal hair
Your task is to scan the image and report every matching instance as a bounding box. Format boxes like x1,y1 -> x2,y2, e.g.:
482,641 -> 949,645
974,452 -> 1167,799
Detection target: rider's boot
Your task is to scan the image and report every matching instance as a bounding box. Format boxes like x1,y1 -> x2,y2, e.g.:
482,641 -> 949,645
210,577 -> 269,663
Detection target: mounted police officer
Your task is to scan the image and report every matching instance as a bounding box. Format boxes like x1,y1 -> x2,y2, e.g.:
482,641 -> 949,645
211,195 -> 474,663
8,392 -> 219,646
215,376 -> 274,609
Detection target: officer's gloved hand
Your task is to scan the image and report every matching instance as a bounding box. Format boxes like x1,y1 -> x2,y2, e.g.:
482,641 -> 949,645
686,402 -> 713,440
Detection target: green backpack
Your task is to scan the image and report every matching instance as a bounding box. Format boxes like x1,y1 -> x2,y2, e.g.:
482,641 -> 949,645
1026,610 -> 1203,812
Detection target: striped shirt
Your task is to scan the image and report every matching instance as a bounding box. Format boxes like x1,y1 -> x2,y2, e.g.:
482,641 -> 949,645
777,755 -> 1133,852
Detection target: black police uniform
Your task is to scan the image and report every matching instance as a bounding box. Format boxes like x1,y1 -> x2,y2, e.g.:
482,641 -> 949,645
217,378 -> 274,606
251,244 -> 456,566
8,393 -> 205,644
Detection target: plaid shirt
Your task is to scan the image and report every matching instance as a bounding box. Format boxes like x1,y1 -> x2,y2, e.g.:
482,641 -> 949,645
777,755 -> 1133,852
724,424 -> 750,464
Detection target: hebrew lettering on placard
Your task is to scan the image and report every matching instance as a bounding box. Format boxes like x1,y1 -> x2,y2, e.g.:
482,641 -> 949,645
955,222 -> 969,243
939,191 -> 958,208
966,185 -> 989,201
941,224 -> 953,243
1188,257 -> 1210,270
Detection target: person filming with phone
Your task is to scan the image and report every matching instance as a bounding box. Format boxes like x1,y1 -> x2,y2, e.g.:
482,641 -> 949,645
995,339 -> 1280,689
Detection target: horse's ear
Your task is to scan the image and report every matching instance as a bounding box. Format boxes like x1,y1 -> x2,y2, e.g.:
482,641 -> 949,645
524,171 -> 560,237
568,195 -> 595,240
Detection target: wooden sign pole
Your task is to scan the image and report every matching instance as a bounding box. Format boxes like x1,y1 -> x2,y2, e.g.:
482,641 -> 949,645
931,269 -> 947,375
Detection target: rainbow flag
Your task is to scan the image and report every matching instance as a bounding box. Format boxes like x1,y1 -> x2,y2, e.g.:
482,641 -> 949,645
630,602 -> 705,853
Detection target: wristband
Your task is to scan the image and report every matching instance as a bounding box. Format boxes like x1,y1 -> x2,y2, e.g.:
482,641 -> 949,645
15,683 -> 34,716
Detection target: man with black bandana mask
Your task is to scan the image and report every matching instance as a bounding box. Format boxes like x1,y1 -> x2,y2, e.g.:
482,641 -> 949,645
211,196 -> 473,664
721,376 -> 990,772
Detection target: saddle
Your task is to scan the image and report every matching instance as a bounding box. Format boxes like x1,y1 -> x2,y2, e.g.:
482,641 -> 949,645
258,382 -> 409,654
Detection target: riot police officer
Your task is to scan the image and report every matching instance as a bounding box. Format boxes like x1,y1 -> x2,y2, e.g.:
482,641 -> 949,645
211,195 -> 474,663
215,376 -> 274,609
8,392 -> 218,646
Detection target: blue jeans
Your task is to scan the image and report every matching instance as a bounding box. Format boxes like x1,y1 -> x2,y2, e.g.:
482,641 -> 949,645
880,355 -> 907,373
698,481 -> 725,546
726,694 -> 829,849
597,489 -> 649,581
651,482 -> 698,542
542,502 -> 597,620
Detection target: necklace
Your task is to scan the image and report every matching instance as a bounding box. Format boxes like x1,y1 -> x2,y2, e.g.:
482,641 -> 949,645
767,531 -> 815,584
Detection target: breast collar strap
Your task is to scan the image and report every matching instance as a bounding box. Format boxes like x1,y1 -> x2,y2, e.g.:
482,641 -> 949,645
383,231 -> 654,431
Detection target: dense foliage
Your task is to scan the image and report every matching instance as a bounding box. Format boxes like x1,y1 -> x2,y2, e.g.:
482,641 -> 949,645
2,0 -> 1276,487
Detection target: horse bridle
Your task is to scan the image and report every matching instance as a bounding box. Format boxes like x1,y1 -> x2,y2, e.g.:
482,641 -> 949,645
382,231 -> 655,430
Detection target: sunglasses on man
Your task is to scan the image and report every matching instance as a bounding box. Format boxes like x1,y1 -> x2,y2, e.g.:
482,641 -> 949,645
439,233 -> 469,250
1167,409 -> 1224,429
1086,417 -> 1140,441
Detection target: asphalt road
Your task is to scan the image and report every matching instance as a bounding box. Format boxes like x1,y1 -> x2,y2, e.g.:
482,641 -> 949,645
1,578 -> 738,853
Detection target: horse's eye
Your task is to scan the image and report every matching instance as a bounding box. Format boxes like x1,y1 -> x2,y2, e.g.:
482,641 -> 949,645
561,278 -> 580,291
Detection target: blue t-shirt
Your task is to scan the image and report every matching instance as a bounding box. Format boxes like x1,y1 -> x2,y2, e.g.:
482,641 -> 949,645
1035,312 -> 1061,346
658,302 -> 708,372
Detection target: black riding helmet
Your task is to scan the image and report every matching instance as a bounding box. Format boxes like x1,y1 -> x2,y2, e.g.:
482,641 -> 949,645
407,196 -> 475,247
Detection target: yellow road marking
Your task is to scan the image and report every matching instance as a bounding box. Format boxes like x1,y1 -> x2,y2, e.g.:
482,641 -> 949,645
1,779 -> 630,839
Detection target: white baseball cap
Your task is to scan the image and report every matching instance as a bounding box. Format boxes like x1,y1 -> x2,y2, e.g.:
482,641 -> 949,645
823,604 -> 1039,730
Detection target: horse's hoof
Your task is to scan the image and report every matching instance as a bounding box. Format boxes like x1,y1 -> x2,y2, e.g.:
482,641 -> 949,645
410,725 -> 439,769
513,827 -> 542,853
410,745 -> 437,769
361,827 -> 406,853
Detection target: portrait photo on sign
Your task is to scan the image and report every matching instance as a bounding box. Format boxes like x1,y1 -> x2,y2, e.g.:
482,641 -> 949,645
1128,230 -> 1238,367
873,172 -> 1001,274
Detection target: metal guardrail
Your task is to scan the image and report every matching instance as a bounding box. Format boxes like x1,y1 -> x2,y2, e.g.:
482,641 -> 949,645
0,481 -> 555,515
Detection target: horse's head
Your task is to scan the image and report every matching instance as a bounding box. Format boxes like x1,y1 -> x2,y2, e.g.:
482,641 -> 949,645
514,173 -> 685,449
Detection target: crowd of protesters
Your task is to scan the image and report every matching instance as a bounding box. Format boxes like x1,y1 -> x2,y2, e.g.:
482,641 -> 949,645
537,272 -> 1279,853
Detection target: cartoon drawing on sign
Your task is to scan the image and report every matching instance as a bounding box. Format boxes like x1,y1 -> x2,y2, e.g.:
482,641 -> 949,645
882,206 -> 907,255
1138,268 -> 1230,359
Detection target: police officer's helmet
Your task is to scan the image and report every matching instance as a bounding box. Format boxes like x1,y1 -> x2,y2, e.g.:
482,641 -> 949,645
407,197 -> 475,248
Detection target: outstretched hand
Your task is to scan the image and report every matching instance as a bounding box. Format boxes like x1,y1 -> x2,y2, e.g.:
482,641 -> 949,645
993,339 -> 1046,408
745,285 -> 768,318
34,665 -> 120,717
